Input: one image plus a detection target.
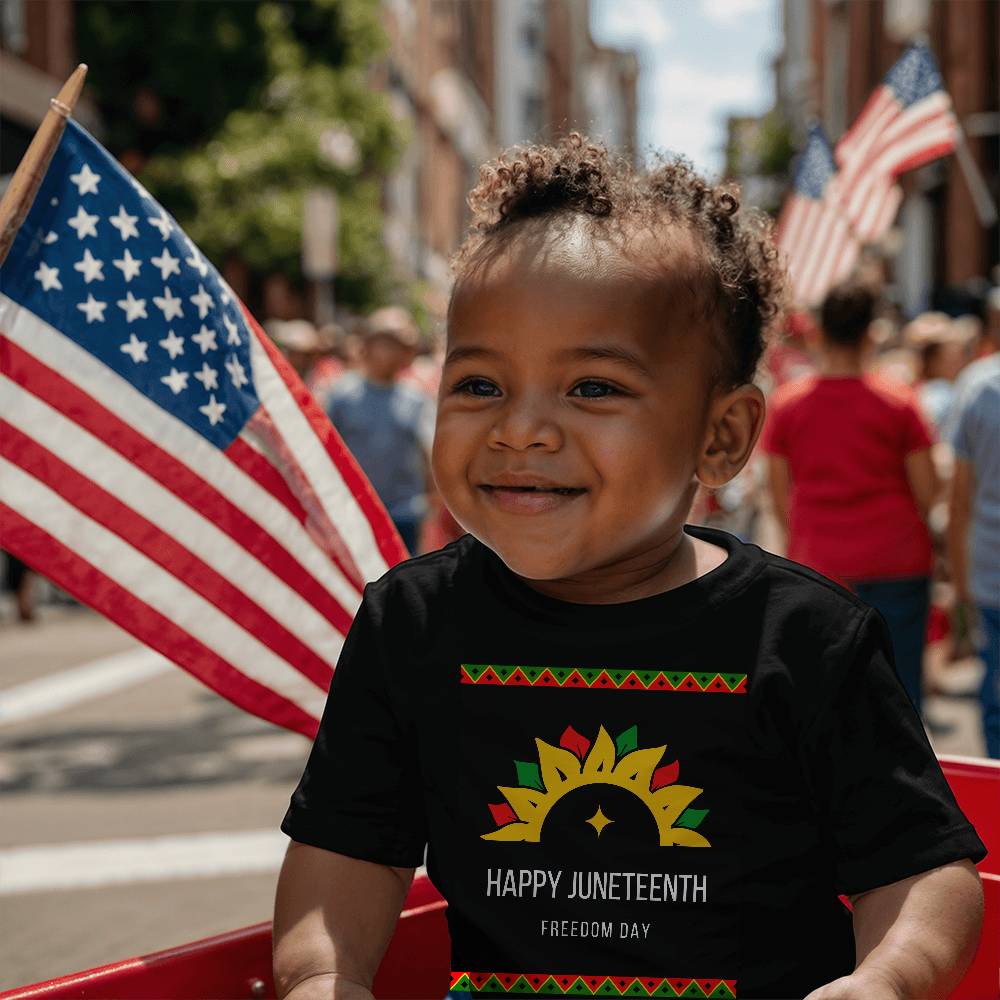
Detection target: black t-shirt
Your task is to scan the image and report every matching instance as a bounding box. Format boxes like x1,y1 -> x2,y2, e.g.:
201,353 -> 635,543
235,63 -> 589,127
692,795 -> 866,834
281,525 -> 986,1000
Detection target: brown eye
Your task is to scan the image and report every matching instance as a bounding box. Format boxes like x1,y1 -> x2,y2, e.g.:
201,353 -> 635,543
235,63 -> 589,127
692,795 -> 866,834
570,380 -> 619,399
454,377 -> 501,397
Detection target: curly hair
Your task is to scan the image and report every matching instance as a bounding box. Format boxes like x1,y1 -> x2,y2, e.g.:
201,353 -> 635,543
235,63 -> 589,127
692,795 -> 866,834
452,133 -> 786,388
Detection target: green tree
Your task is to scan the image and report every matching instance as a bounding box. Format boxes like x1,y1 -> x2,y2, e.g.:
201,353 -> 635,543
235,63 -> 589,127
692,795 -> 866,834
76,0 -> 405,311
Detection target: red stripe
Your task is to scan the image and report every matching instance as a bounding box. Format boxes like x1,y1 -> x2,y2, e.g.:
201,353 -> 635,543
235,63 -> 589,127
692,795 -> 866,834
2,336 -> 356,637
1,420 -> 335,691
246,405 -> 366,597
837,88 -> 895,159
840,106 -> 955,183
0,504 -> 320,739
227,435 -> 307,526
889,137 -> 956,177
242,305 -> 409,569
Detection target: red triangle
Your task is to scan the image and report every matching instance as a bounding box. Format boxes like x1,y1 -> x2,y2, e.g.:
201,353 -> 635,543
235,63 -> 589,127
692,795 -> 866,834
651,760 -> 680,790
507,667 -> 530,685
560,725 -> 591,761
480,667 -> 502,685
470,972 -> 491,988
623,671 -> 643,688
538,669 -> 558,685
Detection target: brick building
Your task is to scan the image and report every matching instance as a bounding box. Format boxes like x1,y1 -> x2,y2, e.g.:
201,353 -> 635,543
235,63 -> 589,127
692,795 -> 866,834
380,0 -> 638,312
0,0 -> 98,183
773,0 -> 998,314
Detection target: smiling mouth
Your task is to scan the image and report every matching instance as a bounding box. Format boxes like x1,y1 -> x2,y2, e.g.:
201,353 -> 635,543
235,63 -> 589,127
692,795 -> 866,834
480,485 -> 586,496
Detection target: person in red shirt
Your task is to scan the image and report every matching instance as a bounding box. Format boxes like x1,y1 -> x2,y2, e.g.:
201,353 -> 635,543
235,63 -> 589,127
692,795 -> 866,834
761,280 -> 939,716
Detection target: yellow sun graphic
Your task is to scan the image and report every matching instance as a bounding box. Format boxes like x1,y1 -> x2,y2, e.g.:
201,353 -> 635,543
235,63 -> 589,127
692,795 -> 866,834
482,724 -> 710,847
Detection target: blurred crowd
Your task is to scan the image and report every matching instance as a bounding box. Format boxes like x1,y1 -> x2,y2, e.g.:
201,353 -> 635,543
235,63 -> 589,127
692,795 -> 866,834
703,269 -> 1000,759
5,273 -> 998,759
259,267 -> 1000,759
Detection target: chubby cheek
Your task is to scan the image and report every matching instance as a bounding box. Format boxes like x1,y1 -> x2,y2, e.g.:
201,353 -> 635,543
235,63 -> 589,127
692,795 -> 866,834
430,414 -> 479,512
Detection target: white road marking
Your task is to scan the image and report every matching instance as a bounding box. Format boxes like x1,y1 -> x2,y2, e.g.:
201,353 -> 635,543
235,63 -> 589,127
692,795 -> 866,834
0,829 -> 289,894
0,647 -> 171,727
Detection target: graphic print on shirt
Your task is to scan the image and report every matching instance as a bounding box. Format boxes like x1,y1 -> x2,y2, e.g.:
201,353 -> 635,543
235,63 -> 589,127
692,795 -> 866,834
481,723 -> 711,848
447,663 -> 747,998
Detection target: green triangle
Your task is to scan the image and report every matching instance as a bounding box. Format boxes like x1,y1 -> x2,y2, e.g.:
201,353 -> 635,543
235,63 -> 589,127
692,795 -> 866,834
668,672 -> 686,685
509,977 -> 534,994
607,669 -> 630,685
461,663 -> 487,681
450,974 -> 472,992
722,673 -> 745,689
677,807 -> 709,829
540,978 -> 566,995
596,980 -> 623,996
652,983 -> 680,998
633,670 -> 657,688
624,983 -> 649,997
490,663 -> 515,681
692,672 -> 714,688
680,983 -> 708,998
551,667 -> 571,682
515,759 -> 544,791
615,724 -> 638,756
481,976 -> 506,993
708,985 -> 735,999
580,668 -> 602,683
522,666 -> 543,682
569,979 -> 594,995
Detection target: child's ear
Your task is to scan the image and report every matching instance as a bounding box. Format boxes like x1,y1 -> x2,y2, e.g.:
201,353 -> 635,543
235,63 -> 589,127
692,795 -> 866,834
696,383 -> 766,489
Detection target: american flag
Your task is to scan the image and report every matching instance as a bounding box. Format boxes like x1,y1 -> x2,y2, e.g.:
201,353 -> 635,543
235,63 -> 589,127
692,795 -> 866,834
776,124 -> 861,309
835,43 -> 957,243
0,119 -> 407,738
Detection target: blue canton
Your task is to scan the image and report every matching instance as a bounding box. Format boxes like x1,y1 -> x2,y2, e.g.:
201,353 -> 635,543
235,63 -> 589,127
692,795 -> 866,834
792,125 -> 837,201
0,120 -> 260,449
884,44 -> 945,108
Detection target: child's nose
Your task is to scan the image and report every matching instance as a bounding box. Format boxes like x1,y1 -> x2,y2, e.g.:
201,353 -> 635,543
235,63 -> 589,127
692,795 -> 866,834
487,394 -> 563,452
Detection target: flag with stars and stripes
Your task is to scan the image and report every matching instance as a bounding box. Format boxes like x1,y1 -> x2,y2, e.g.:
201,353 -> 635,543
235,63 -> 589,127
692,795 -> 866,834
0,119 -> 408,738
776,124 -> 862,309
835,43 -> 957,243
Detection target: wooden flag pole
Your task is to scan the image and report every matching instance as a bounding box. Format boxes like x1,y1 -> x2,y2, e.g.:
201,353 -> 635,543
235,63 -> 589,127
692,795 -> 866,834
0,63 -> 88,267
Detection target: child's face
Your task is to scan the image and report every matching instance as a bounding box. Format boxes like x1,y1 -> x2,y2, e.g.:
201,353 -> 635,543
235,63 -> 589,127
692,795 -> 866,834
433,219 -> 733,584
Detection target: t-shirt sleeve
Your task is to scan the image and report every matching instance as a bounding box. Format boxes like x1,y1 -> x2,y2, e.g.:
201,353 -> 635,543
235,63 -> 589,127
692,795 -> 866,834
900,394 -> 935,454
280,584 -> 428,867
802,608 -> 986,896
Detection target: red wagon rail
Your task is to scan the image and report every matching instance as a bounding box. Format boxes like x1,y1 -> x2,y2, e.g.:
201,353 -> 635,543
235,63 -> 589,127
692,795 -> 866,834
4,755 -> 997,1000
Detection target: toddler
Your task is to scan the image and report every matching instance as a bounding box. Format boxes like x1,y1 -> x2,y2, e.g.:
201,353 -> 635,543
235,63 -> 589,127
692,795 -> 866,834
274,135 -> 984,1000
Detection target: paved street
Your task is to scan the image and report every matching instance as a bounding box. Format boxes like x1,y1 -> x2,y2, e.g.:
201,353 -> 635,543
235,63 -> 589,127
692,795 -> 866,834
0,597 -> 987,991
0,605 -> 312,990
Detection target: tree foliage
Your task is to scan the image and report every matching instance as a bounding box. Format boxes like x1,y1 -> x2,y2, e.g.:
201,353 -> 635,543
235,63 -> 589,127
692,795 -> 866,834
76,0 -> 405,310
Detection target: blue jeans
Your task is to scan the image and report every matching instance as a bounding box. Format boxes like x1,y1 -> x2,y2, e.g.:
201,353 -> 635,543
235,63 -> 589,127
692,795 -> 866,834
852,577 -> 930,716
976,605 -> 1000,759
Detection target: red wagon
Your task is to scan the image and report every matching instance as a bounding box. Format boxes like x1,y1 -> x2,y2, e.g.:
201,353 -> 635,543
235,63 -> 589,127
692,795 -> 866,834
4,755 -> 997,1000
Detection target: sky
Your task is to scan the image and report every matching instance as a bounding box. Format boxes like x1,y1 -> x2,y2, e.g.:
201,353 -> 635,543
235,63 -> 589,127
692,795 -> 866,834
590,0 -> 781,178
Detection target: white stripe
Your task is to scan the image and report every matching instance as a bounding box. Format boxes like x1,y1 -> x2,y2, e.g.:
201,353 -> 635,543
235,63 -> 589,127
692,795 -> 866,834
783,201 -> 824,303
0,830 -> 289,894
837,91 -> 897,168
875,94 -> 954,153
0,458 -> 327,721
2,376 -> 344,667
796,196 -> 842,305
868,119 -> 956,177
0,647 -> 170,727
0,296 -> 361,620
248,330 -> 391,583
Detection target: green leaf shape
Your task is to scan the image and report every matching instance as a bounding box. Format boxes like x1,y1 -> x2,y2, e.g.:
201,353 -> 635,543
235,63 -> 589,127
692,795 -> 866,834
676,807 -> 709,830
615,724 -> 638,757
514,760 -> 544,791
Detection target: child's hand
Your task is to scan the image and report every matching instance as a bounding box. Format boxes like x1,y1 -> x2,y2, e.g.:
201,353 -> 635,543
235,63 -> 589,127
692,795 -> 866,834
803,969 -> 902,999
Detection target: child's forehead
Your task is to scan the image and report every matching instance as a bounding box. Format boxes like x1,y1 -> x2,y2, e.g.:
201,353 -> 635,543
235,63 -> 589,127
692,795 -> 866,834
456,213 -> 704,297
449,215 -> 709,340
